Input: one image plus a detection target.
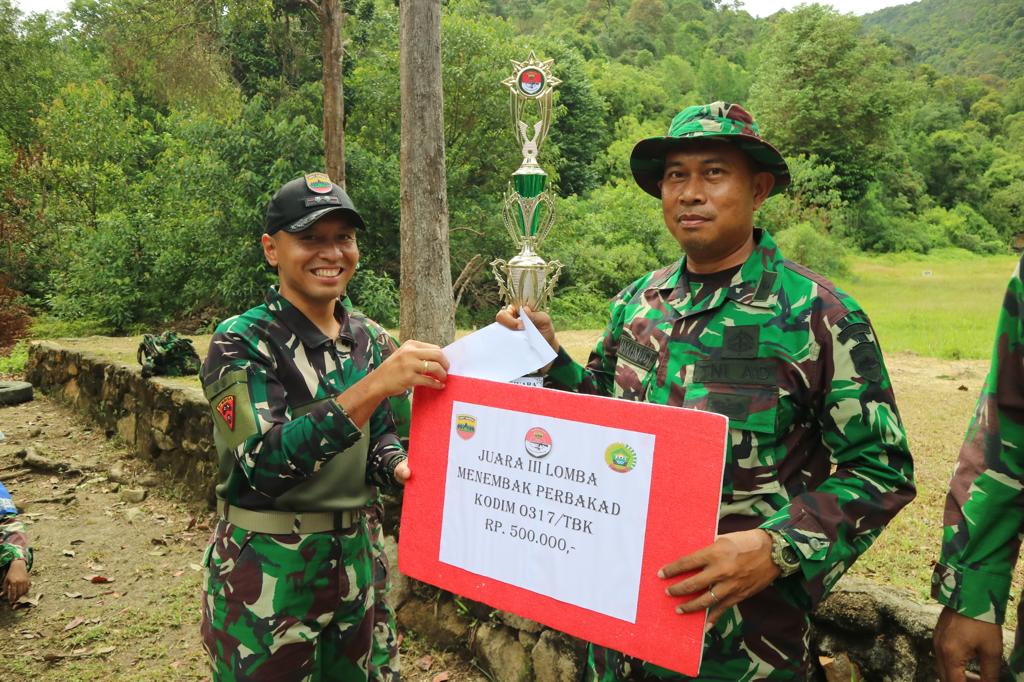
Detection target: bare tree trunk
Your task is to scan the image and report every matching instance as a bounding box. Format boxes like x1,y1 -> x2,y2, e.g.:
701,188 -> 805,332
399,0 -> 454,346
321,0 -> 345,187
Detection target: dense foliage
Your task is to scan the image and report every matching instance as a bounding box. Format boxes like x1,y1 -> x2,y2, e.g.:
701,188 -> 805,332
1,0 -> 1022,333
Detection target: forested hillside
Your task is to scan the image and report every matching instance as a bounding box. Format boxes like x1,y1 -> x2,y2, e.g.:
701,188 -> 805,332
1,0 -> 1022,337
864,0 -> 1024,79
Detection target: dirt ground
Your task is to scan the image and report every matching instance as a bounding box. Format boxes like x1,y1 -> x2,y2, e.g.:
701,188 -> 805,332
0,395 -> 484,682
0,349 -> 1016,680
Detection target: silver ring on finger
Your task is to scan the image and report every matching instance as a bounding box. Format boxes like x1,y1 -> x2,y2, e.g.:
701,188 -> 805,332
708,586 -> 720,605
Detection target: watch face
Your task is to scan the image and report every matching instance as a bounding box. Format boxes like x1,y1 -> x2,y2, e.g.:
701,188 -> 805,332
782,546 -> 799,565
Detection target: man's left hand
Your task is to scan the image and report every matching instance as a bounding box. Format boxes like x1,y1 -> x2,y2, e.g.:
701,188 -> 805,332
395,460 -> 411,484
660,529 -> 781,627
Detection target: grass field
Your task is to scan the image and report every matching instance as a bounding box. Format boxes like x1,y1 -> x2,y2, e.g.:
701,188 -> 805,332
834,249 -> 1019,360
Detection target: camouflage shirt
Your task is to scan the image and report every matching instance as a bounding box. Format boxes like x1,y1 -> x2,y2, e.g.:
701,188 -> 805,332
933,254 -> 1024,626
548,230 -> 915,608
201,287 -> 407,511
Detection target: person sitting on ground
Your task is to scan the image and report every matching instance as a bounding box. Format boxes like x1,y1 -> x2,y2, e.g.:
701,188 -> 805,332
0,481 -> 32,605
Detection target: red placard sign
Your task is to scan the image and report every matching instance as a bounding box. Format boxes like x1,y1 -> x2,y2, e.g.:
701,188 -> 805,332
399,376 -> 728,676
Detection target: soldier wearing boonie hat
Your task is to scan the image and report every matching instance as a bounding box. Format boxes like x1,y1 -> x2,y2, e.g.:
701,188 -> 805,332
498,103 -> 915,679
199,172 -> 449,681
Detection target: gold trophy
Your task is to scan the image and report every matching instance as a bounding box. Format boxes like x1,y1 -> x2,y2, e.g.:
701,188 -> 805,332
491,52 -> 563,311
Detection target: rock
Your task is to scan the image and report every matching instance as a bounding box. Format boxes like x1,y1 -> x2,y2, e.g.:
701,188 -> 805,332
151,428 -> 175,451
28,427 -> 41,438
125,507 -> 145,522
151,411 -> 172,433
139,473 -> 160,488
382,535 -> 410,610
107,464 -> 126,483
116,415 -> 136,445
121,488 -> 147,503
498,611 -> 544,634
532,630 -> 584,682
109,482 -> 121,493
396,599 -> 471,650
474,623 -> 531,682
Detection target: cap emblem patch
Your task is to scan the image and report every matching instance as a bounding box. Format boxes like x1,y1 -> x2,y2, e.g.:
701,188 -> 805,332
305,172 -> 333,194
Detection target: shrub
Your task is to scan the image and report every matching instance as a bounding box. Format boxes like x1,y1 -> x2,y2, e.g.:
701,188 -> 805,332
348,267 -> 400,328
774,222 -> 850,278
549,284 -> 612,329
0,278 -> 30,352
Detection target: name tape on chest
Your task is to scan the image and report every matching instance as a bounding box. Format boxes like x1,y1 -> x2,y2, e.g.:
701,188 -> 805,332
618,337 -> 658,372
693,359 -> 775,386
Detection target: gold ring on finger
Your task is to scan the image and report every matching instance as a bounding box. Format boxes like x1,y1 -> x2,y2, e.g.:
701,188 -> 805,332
423,360 -> 429,373
708,586 -> 720,605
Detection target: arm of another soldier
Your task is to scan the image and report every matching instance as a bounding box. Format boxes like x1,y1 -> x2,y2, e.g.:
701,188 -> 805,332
0,516 -> 32,604
932,257 -> 1024,682
496,284 -> 636,397
757,307 -> 916,605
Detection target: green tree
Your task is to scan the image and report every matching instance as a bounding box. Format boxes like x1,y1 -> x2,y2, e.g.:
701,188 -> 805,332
749,5 -> 898,202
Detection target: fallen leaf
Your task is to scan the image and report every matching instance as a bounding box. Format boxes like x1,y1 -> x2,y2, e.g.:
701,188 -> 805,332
83,575 -> 114,584
189,563 -> 202,571
13,593 -> 41,609
63,592 -> 82,599
150,537 -> 168,546
62,616 -> 84,633
432,673 -> 451,682
87,562 -> 105,571
148,549 -> 167,557
92,646 -> 115,655
62,550 -> 75,558
416,655 -> 434,671
172,570 -> 184,577
69,539 -> 85,545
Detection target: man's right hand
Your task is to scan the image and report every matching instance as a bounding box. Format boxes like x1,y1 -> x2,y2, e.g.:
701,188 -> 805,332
370,340 -> 449,397
495,305 -> 560,354
934,607 -> 1002,682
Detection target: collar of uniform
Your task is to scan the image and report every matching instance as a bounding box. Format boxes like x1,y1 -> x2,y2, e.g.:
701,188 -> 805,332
654,229 -> 783,315
264,286 -> 356,348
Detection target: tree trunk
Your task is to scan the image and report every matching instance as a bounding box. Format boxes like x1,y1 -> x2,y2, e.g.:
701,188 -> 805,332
399,0 -> 454,346
321,0 -> 345,187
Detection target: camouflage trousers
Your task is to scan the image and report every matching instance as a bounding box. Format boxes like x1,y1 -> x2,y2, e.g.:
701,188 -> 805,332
200,512 -> 399,681
586,584 -> 817,681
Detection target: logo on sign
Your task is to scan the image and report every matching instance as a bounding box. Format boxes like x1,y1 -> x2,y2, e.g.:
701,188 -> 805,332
524,427 -> 552,458
517,67 -> 545,97
456,414 -> 477,440
605,443 -> 636,473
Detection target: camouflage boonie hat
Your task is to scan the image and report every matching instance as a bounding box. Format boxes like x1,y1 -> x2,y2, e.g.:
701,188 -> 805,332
630,102 -> 790,198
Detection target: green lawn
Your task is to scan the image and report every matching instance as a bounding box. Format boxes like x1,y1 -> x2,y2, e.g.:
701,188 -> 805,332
833,249 -> 1019,360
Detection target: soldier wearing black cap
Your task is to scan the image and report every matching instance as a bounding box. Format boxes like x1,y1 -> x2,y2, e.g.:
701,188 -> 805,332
198,173 -> 449,681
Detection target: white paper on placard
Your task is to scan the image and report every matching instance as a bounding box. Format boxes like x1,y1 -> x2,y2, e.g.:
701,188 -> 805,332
439,401 -> 655,623
443,314 -> 556,383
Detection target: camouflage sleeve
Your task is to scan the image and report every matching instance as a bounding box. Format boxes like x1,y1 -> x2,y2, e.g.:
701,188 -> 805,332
545,284 -> 632,395
202,330 -> 364,500
364,324 -> 407,490
932,256 -> 1024,625
760,307 -> 915,606
0,516 -> 32,571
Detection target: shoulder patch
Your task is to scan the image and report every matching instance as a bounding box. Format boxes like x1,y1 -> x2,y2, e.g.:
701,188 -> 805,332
850,342 -> 883,383
216,395 -> 236,430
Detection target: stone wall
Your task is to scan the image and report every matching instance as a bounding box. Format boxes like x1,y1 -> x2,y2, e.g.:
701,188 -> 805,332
24,341 -> 1015,681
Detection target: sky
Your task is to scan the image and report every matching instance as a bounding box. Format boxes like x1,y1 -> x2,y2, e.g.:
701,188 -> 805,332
14,0 -> 919,18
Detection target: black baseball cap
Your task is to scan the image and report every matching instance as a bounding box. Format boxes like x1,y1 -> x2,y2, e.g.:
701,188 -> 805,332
264,173 -> 366,235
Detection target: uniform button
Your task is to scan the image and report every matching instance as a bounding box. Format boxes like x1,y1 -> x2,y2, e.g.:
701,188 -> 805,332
809,538 -> 824,551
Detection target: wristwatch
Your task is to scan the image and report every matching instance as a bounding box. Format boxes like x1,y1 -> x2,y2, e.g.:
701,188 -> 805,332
765,529 -> 801,577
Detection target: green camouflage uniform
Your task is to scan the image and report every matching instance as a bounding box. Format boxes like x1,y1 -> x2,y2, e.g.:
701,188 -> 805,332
0,517 -> 31,576
933,253 -> 1024,675
545,230 -> 915,680
200,286 -> 406,682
